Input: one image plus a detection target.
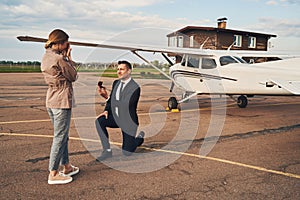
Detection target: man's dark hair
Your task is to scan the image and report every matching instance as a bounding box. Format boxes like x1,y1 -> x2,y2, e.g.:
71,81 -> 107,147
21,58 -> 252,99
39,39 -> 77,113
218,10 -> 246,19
118,60 -> 132,69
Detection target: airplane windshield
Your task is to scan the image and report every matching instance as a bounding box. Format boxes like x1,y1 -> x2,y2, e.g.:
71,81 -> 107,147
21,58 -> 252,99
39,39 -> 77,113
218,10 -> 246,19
181,57 -> 186,66
182,55 -> 199,68
220,56 -> 237,66
233,56 -> 247,63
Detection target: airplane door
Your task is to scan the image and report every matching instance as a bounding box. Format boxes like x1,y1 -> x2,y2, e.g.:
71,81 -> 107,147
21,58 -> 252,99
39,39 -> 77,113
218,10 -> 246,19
178,55 -> 201,92
199,58 -> 222,93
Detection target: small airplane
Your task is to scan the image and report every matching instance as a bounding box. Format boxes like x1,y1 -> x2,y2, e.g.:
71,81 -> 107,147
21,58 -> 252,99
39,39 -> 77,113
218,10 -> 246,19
17,35 -> 300,110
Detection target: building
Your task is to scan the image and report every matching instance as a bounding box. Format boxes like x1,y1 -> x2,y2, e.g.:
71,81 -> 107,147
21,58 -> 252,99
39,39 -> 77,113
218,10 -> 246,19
167,18 -> 277,62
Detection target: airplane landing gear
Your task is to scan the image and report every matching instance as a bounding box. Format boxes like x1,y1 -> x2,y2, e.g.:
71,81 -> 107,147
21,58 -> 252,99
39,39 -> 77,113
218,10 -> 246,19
237,95 -> 248,108
168,97 -> 178,110
167,92 -> 198,111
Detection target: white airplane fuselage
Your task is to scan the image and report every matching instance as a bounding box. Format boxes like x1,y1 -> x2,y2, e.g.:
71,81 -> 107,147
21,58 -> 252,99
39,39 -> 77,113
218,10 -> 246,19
170,55 -> 300,96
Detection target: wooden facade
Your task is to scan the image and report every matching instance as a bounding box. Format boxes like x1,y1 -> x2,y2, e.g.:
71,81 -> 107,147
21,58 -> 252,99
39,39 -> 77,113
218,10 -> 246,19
167,24 -> 276,51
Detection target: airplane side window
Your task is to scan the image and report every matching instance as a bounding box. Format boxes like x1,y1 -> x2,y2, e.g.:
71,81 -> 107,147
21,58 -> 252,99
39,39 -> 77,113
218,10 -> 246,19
187,57 -> 199,68
220,56 -> 238,66
202,58 -> 217,69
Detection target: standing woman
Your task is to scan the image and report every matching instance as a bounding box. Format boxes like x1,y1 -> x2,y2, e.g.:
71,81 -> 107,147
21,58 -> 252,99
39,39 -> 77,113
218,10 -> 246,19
41,29 -> 79,184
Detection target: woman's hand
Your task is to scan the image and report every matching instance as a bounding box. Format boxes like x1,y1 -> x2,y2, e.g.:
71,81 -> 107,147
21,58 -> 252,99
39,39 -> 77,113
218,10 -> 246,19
66,43 -> 72,61
62,42 -> 72,61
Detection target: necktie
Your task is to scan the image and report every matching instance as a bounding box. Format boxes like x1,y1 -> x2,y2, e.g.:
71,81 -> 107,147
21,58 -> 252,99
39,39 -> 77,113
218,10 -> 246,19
115,82 -> 124,116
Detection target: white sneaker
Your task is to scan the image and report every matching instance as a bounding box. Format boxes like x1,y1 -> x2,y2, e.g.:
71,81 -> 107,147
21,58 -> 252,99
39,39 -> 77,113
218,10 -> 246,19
59,165 -> 79,177
48,173 -> 72,185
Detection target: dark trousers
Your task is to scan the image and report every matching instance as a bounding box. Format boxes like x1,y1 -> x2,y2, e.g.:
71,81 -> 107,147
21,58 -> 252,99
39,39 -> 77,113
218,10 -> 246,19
95,114 -> 142,155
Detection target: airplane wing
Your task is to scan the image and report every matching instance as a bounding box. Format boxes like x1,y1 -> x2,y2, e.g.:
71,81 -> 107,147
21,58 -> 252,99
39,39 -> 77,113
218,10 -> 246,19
230,50 -> 300,59
17,35 -> 214,57
270,79 -> 300,95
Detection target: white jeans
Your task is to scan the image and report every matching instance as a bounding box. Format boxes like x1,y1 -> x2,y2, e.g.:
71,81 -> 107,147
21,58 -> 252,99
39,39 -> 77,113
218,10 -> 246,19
47,108 -> 71,171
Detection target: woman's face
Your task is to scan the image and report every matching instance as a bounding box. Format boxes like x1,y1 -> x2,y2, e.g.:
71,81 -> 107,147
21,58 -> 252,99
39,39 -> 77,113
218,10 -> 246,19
59,41 -> 69,51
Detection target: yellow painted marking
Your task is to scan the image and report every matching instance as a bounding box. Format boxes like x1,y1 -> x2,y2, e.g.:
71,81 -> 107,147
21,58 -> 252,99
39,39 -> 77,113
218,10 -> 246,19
0,119 -> 51,125
142,147 -> 300,179
1,132 -> 299,179
0,132 -> 123,145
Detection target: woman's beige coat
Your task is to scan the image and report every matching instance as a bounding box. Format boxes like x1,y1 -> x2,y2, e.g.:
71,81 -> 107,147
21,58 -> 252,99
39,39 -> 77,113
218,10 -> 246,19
41,49 -> 77,109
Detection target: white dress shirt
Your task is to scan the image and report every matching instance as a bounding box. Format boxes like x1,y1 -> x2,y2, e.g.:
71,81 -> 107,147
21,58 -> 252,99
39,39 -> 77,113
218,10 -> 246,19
115,77 -> 131,116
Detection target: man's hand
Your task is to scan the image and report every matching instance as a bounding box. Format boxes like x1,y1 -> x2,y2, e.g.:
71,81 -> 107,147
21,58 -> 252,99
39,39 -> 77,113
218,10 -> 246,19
97,111 -> 108,119
98,86 -> 108,99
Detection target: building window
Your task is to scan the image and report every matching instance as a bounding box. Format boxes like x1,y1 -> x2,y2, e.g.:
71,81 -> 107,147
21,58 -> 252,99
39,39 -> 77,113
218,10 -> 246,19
234,35 -> 242,47
168,36 -> 183,47
178,36 -> 184,47
168,36 -> 177,47
248,36 -> 256,48
189,35 -> 194,47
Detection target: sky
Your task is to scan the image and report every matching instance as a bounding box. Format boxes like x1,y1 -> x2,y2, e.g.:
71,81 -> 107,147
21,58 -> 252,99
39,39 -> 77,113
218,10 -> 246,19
1,0 -> 300,63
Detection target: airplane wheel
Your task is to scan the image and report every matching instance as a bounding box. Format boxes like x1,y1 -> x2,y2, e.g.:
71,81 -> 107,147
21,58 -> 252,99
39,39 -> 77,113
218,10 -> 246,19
168,97 -> 178,110
237,95 -> 248,108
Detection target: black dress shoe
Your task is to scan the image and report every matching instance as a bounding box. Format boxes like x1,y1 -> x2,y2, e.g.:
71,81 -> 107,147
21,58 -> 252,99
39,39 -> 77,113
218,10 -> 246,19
136,131 -> 145,147
96,150 -> 112,161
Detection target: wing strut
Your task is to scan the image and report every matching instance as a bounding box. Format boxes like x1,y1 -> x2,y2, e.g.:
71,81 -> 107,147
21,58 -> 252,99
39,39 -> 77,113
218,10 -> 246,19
131,51 -> 172,81
131,50 -> 185,92
161,53 -> 174,66
200,37 -> 209,49
178,92 -> 198,104
131,51 -> 184,90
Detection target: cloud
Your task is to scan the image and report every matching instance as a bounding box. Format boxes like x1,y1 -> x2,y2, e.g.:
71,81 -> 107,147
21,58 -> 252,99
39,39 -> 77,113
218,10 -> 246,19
247,17 -> 300,38
1,0 -> 166,19
263,0 -> 300,6
266,0 -> 278,5
3,0 -> 300,56
99,0 -> 166,9
280,0 -> 300,4
0,0 -> 186,42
